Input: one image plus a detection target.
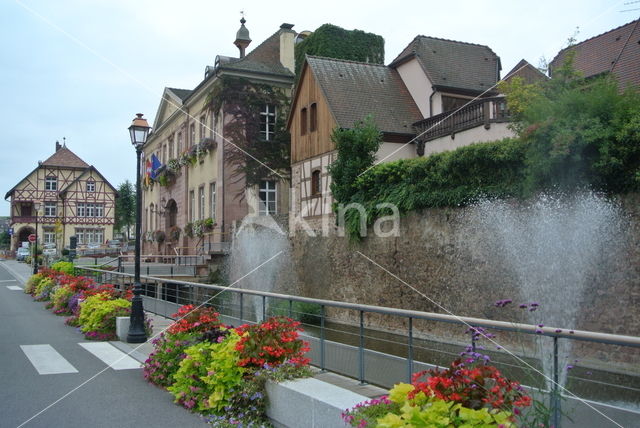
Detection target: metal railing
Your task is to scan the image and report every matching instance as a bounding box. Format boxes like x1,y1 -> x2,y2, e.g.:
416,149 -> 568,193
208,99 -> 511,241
76,266 -> 640,427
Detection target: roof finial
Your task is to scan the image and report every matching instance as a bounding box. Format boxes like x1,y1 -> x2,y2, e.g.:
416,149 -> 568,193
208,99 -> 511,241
240,10 -> 245,25
234,11 -> 251,58
63,137 -> 67,147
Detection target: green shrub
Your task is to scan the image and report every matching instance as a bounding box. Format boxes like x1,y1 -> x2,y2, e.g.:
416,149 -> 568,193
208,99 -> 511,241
25,273 -> 44,294
51,261 -> 75,275
168,330 -> 245,414
270,300 -> 322,325
78,293 -> 131,340
51,285 -> 74,315
33,277 -> 55,300
143,332 -> 197,388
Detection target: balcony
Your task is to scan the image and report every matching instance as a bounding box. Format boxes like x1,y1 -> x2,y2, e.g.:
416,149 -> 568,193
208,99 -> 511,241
413,96 -> 510,145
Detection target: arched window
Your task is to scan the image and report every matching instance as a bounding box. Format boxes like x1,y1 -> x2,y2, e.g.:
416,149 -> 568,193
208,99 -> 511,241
311,169 -> 321,196
310,103 -> 317,132
166,199 -> 178,228
300,107 -> 307,135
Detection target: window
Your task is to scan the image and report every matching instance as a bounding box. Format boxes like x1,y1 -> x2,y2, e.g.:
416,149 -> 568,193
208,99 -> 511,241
76,203 -> 85,217
199,186 -> 205,220
260,104 -> 276,141
149,203 -> 154,230
44,202 -> 56,217
441,95 -> 471,113
189,191 -> 195,222
169,137 -> 174,159
190,123 -> 196,147
209,182 -> 216,219
259,180 -> 277,215
162,144 -> 167,163
310,103 -> 317,132
177,132 -> 183,154
76,228 -> 104,244
200,115 -> 206,141
300,107 -> 307,135
45,176 -> 57,191
311,170 -> 321,196
95,204 -> 104,218
210,113 -> 217,138
87,180 -> 95,192
43,229 -> 55,244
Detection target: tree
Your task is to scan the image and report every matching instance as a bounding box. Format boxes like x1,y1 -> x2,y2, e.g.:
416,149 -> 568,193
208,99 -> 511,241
114,180 -> 135,240
499,54 -> 640,195
327,115 -> 382,205
0,231 -> 10,249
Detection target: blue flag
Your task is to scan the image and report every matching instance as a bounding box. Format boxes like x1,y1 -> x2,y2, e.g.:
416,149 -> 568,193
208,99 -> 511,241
150,154 -> 162,180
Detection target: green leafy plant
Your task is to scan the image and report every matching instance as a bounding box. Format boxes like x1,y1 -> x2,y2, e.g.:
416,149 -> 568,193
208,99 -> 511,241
25,273 -> 44,294
51,261 -> 75,275
168,330 -> 245,414
143,332 -> 196,388
78,293 -> 132,340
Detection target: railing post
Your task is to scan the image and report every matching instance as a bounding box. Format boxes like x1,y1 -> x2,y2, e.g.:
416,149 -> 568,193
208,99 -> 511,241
239,293 -> 244,321
359,310 -> 365,385
288,299 -> 293,318
552,336 -> 561,428
117,256 -> 122,273
471,326 -> 477,352
262,295 -> 266,321
320,305 -> 326,372
407,317 -> 414,383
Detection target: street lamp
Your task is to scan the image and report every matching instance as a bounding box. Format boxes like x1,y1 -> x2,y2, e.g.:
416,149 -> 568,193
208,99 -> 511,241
33,202 -> 41,275
127,113 -> 151,343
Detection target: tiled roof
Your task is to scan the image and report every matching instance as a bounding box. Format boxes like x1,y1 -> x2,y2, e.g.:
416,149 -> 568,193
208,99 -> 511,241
307,56 -> 422,135
167,87 -> 192,102
390,35 -> 501,93
41,146 -> 89,168
504,59 -> 548,85
220,30 -> 294,77
549,19 -> 640,89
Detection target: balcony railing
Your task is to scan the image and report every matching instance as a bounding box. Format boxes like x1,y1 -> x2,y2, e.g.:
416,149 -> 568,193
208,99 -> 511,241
10,216 -> 58,224
413,96 -> 510,143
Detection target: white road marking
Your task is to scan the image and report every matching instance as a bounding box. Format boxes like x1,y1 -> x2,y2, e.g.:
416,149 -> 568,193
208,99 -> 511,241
0,279 -> 18,282
78,342 -> 142,370
20,345 -> 79,375
6,285 -> 22,290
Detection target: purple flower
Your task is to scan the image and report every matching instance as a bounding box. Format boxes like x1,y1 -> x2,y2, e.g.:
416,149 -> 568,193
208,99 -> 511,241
519,304 -> 528,309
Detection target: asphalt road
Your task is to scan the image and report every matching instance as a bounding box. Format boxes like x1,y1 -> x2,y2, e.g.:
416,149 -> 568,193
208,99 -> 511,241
0,262 -> 209,428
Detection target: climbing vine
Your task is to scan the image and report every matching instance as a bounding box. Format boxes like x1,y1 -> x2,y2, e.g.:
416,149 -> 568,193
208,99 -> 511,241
205,76 -> 291,197
295,24 -> 385,77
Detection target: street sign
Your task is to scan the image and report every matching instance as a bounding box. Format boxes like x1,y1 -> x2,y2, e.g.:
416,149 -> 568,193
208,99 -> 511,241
8,227 -> 13,236
28,234 -> 36,243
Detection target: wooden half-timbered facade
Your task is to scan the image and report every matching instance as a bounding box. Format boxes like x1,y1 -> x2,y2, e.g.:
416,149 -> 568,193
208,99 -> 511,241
4,142 -> 117,251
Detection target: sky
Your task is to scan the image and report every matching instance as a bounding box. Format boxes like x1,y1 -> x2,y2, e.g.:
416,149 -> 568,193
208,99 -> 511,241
0,0 -> 637,216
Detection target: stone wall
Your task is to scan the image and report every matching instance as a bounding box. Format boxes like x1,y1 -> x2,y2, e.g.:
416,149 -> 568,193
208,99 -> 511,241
287,193 -> 640,369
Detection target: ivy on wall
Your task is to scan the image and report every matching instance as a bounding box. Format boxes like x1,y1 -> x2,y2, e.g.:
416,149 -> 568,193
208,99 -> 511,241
205,76 -> 291,197
295,24 -> 385,77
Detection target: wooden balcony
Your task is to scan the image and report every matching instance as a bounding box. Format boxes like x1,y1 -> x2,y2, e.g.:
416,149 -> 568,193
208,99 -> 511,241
413,96 -> 510,145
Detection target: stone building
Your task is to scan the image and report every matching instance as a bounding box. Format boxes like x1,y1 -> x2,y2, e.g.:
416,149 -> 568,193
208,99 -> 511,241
4,141 -> 117,251
141,19 -> 297,256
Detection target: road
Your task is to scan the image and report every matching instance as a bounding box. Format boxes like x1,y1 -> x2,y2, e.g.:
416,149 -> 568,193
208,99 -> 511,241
0,261 -> 208,428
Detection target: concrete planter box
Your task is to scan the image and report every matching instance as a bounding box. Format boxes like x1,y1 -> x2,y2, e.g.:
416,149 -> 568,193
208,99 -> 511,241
116,316 -> 130,342
266,377 -> 367,428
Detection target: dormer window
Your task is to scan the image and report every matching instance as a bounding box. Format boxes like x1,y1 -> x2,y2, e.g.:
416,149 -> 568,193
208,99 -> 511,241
300,107 -> 308,135
87,180 -> 95,192
260,104 -> 276,141
45,176 -> 57,191
310,103 -> 317,132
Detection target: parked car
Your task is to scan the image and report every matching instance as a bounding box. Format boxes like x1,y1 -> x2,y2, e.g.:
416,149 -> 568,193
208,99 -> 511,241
107,239 -> 121,248
87,242 -> 101,249
16,247 -> 30,262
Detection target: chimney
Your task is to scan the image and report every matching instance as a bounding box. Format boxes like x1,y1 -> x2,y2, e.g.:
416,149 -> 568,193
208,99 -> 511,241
55,140 -> 61,152
279,23 -> 295,73
234,17 -> 251,58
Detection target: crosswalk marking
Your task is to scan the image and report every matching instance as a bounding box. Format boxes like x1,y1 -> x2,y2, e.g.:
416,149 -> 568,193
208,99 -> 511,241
6,285 -> 22,290
78,342 -> 142,370
0,279 -> 18,283
20,344 -> 79,375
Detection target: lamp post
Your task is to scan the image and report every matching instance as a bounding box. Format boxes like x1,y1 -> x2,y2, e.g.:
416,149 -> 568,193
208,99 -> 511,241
33,202 -> 40,275
127,113 -> 151,343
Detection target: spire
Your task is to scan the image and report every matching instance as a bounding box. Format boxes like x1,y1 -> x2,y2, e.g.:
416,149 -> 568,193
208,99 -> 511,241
234,13 -> 251,58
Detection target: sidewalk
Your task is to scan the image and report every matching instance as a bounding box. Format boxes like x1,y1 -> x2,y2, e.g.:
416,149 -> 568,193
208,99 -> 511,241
0,259 -> 35,285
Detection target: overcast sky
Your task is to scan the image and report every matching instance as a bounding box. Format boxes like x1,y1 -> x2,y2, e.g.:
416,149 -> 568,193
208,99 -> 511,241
0,0 -> 636,216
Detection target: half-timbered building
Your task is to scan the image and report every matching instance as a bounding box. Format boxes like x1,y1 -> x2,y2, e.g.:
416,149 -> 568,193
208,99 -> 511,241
4,141 -> 117,251
289,36 -> 517,231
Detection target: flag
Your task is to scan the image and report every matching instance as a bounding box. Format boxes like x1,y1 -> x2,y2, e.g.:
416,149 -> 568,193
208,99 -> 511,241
150,154 -> 162,180
144,159 -> 152,186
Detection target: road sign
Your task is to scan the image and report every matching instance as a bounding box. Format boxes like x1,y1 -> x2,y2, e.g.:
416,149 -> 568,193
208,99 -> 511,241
28,234 -> 36,243
8,227 -> 13,236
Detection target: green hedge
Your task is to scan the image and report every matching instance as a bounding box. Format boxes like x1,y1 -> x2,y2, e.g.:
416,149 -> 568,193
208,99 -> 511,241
342,138 -> 527,239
